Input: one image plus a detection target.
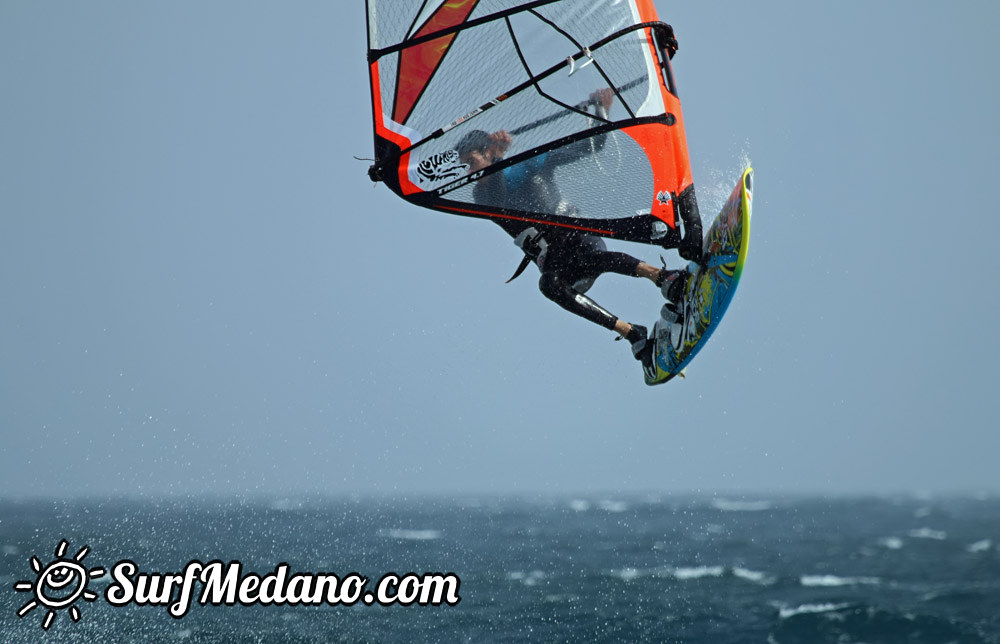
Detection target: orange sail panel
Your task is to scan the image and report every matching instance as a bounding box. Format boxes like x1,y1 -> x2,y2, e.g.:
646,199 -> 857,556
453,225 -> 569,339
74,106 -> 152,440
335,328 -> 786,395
392,0 -> 479,125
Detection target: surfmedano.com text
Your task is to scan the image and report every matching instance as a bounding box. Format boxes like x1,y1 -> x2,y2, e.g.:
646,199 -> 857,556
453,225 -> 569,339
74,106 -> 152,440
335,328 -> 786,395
105,560 -> 461,617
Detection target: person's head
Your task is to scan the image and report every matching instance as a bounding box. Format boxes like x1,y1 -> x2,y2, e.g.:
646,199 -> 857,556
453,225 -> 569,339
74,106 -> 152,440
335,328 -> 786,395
456,130 -> 494,172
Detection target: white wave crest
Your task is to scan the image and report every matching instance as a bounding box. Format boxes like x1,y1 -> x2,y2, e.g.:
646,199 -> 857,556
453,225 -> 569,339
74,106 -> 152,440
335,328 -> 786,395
907,527 -> 947,540
382,529 -> 442,541
508,570 -> 545,586
614,567 -> 643,581
672,565 -> 725,580
732,567 -> 775,585
597,500 -> 628,513
609,565 -> 773,584
800,574 -> 880,587
610,565 -> 726,581
779,602 -> 851,619
878,537 -> 904,550
710,498 -> 772,512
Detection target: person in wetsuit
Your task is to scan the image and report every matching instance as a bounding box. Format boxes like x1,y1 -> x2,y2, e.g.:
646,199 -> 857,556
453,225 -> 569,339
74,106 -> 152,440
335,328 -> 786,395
456,89 -> 688,366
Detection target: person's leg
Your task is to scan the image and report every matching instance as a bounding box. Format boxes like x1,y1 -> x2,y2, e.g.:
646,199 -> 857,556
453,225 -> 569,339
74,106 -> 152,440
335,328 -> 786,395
537,270 -> 648,354
538,271 -> 619,331
635,261 -> 662,282
623,255 -> 688,303
568,236 -> 642,281
612,318 -> 633,338
573,238 -> 678,290
576,250 -> 687,304
550,235 -> 686,292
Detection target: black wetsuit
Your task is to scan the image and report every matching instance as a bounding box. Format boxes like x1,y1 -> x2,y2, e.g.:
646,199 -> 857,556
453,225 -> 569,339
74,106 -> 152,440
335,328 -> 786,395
473,122 -> 642,332
535,232 -> 641,331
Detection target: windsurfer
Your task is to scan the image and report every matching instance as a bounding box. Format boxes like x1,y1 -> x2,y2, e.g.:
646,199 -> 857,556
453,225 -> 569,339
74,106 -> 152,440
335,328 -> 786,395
456,89 -> 689,366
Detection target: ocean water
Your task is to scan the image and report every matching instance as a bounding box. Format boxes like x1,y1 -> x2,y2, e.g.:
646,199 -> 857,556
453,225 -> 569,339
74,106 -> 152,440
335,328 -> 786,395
1,495 -> 998,643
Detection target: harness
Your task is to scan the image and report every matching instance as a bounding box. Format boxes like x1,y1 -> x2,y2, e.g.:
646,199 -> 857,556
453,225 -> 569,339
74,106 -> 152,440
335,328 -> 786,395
506,227 -> 548,283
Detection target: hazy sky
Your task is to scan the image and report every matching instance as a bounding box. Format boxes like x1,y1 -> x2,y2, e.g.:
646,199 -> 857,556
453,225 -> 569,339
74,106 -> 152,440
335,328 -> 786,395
2,1 -> 998,499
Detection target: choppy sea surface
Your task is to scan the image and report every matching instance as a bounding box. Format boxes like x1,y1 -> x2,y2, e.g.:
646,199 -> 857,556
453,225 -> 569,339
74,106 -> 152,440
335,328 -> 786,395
1,494 -> 998,643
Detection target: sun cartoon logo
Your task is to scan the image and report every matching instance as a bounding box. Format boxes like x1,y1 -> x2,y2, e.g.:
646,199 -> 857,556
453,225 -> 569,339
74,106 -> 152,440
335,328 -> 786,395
13,539 -> 106,630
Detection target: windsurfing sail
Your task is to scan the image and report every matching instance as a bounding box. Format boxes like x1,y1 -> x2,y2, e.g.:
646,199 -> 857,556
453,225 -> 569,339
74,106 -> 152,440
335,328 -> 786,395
365,0 -> 700,247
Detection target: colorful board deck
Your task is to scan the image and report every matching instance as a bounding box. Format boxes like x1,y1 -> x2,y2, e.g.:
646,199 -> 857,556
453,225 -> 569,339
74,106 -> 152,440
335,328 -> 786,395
644,167 -> 753,385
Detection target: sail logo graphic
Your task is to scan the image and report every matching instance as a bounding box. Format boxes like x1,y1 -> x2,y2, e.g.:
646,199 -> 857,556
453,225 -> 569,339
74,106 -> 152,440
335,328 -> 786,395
13,540 -> 105,630
416,150 -> 468,188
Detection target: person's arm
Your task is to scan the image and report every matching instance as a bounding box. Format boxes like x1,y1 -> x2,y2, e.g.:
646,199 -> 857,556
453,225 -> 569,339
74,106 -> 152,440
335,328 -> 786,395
545,88 -> 615,167
484,130 -> 511,165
